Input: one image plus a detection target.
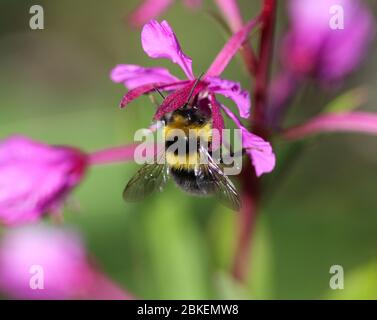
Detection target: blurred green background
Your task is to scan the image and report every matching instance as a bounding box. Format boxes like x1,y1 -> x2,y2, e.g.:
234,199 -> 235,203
1,0 -> 377,299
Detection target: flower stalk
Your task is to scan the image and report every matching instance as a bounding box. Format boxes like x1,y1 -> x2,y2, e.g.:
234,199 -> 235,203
232,161 -> 260,281
89,144 -> 138,165
253,0 -> 277,132
232,0 -> 277,282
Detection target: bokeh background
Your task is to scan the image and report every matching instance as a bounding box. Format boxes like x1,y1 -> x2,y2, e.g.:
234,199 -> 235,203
1,0 -> 377,299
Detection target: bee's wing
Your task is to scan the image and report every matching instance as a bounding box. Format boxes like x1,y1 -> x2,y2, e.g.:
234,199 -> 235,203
197,146 -> 241,211
123,158 -> 168,202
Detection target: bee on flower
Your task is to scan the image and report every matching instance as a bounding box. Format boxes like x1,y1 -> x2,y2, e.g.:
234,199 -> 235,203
110,20 -> 276,209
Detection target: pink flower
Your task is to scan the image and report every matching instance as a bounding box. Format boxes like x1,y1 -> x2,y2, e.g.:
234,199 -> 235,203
129,0 -> 202,27
0,224 -> 130,299
111,19 -> 275,176
280,0 -> 374,82
0,136 -> 88,226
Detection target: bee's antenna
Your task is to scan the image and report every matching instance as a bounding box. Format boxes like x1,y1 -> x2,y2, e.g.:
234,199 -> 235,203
154,87 -> 166,100
186,72 -> 204,105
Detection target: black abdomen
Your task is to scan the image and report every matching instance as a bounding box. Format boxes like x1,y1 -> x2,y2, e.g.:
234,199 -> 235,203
170,167 -> 215,196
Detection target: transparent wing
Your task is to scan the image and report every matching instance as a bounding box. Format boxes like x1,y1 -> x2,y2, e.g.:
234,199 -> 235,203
197,146 -> 241,211
123,156 -> 168,202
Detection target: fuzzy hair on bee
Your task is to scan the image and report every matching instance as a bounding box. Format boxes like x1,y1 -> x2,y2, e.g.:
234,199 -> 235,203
123,77 -> 241,210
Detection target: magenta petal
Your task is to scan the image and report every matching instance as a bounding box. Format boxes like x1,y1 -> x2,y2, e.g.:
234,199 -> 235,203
110,64 -> 179,90
209,95 -> 225,148
205,17 -> 260,77
207,76 -> 250,118
154,81 -> 207,119
209,95 -> 225,134
0,225 -> 92,299
244,135 -> 276,177
282,0 -> 375,82
214,0 -> 243,32
129,0 -> 173,27
222,106 -> 276,176
0,136 -> 87,225
120,83 -> 159,108
283,112 -> 377,140
0,225 -> 132,299
119,81 -> 187,108
141,20 -> 194,79
321,7 -> 374,81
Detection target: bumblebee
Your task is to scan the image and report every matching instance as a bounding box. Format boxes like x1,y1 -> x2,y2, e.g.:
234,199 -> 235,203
123,82 -> 241,210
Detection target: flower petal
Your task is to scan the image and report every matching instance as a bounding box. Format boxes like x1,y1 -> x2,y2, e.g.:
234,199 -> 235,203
214,0 -> 244,32
141,20 -> 194,79
282,111 -> 377,140
154,80 -> 207,119
209,94 -> 225,135
205,17 -> 260,77
119,81 -> 188,108
282,0 -> 375,82
0,225 -> 132,299
110,64 -> 179,90
222,105 -> 276,176
209,95 -> 225,149
129,0 -> 173,27
207,76 -> 250,118
0,136 -> 87,225
244,135 -> 276,177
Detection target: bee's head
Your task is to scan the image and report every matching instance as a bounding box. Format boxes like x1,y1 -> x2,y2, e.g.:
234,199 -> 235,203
172,103 -> 210,127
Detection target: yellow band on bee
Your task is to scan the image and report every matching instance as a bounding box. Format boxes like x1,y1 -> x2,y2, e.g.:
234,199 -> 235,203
165,151 -> 202,169
164,122 -> 212,140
